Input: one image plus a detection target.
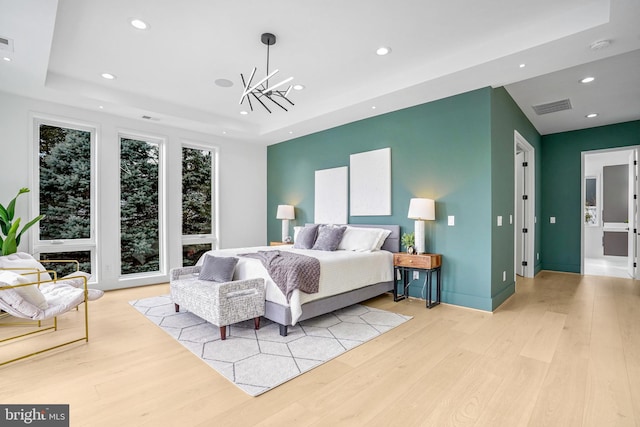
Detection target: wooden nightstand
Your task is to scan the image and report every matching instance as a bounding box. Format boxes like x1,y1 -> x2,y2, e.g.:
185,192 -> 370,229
269,241 -> 293,246
393,253 -> 442,308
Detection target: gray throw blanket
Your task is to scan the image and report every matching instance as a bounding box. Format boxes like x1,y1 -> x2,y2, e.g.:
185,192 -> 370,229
239,250 -> 320,302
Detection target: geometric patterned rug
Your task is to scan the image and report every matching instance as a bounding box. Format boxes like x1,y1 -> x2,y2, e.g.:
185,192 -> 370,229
129,294 -> 411,396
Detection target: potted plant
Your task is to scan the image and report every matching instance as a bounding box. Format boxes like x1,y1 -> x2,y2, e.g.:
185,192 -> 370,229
0,188 -> 45,256
401,232 -> 415,255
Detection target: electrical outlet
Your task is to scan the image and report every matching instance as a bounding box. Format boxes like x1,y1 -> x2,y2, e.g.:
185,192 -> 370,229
502,271 -> 506,281
413,271 -> 420,280
537,253 -> 540,260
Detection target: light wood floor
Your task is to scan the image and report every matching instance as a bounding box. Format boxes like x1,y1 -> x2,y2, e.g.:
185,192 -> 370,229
1,271 -> 639,426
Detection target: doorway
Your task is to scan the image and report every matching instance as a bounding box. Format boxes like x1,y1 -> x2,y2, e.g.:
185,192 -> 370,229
514,131 -> 535,278
581,147 -> 639,278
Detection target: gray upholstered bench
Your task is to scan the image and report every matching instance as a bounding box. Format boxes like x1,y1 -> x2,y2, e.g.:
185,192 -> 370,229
169,266 -> 266,340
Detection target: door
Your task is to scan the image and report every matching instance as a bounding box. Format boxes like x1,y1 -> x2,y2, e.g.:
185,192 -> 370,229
514,131 -> 535,278
516,151 -> 526,276
628,149 -> 638,278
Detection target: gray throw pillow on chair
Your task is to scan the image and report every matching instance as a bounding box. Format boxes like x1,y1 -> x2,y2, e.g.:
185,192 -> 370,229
199,255 -> 238,282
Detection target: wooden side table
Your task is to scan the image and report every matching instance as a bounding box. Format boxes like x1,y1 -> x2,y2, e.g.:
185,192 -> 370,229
393,253 -> 442,308
269,241 -> 293,246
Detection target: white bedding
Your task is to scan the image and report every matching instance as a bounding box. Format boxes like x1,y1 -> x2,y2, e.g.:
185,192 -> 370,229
197,246 -> 394,324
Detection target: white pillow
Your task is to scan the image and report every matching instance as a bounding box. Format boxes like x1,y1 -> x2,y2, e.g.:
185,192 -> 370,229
0,270 -> 49,310
293,226 -> 303,243
338,227 -> 386,252
0,252 -> 53,282
373,229 -> 392,251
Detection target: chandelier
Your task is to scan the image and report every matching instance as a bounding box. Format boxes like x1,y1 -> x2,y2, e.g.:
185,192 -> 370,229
239,33 -> 294,113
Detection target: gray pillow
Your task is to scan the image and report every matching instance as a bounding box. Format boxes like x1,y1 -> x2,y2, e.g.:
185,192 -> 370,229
312,225 -> 347,251
199,255 -> 238,283
293,224 -> 319,249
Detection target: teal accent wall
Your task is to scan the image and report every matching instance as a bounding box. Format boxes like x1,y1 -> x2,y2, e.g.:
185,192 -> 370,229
490,87 -> 542,308
541,120 -> 640,272
267,87 -> 540,311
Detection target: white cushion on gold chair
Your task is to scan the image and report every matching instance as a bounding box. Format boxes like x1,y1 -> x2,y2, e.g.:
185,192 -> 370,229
0,273 -> 86,320
0,270 -> 48,309
0,253 -> 103,301
0,252 -> 52,282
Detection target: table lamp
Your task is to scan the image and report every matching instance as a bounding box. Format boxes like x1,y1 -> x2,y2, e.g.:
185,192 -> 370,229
276,204 -> 295,242
408,198 -> 435,254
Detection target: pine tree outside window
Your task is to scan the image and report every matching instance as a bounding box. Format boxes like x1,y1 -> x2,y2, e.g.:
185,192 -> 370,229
181,144 -> 216,266
34,119 -> 96,278
120,136 -> 163,275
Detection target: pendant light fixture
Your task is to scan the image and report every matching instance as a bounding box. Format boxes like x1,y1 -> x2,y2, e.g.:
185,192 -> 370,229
239,33 -> 294,113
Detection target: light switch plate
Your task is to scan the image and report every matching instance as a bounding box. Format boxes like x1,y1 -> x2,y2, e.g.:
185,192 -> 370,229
550,217 -> 556,224
448,215 -> 455,226
497,216 -> 503,226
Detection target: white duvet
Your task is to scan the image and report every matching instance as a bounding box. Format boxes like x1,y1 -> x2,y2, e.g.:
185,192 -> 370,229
197,246 -> 394,324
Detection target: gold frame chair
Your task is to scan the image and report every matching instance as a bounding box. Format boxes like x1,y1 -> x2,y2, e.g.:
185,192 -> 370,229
0,269 -> 89,366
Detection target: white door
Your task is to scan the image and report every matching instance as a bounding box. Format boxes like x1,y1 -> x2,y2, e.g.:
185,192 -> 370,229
516,151 -> 526,276
628,149 -> 638,278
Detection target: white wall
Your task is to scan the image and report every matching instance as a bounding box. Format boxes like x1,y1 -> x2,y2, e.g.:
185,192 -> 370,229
0,91 -> 267,290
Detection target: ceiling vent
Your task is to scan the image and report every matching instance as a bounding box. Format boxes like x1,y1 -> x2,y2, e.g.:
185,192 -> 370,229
0,36 -> 14,52
141,115 -> 159,121
532,99 -> 572,115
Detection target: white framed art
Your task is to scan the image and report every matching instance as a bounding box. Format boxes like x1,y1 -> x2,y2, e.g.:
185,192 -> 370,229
315,166 -> 348,224
349,147 -> 391,216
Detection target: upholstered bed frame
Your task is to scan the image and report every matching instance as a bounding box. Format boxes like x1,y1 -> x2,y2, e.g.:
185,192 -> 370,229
264,224 -> 400,336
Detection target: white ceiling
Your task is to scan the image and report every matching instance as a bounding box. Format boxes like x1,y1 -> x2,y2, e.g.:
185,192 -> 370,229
1,0 -> 639,145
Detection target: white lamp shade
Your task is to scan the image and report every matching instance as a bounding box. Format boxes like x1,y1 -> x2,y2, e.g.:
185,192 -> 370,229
407,198 -> 435,220
276,204 -> 295,220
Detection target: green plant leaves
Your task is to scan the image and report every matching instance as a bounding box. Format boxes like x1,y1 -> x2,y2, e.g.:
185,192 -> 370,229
2,219 -> 20,256
0,188 -> 43,255
15,214 -> 45,246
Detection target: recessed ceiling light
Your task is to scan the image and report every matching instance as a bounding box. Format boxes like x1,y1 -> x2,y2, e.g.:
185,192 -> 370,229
376,46 -> 391,56
372,106 -> 377,110
580,76 -> 595,84
288,131 -> 294,134
101,73 -> 116,80
98,105 -> 104,109
293,84 -> 305,91
240,111 -> 248,115
2,56 -> 11,62
519,63 -> 526,68
130,18 -> 149,30
586,113 -> 598,118
215,78 -> 233,88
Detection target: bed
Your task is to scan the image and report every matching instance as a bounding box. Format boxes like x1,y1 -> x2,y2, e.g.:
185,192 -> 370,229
197,224 -> 399,336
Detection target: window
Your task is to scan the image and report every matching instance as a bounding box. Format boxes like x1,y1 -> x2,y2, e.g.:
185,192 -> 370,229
34,119 -> 96,277
181,145 -> 216,266
120,135 -> 163,275
40,250 -> 92,278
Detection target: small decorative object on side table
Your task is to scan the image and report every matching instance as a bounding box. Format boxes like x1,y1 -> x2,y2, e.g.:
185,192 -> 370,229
270,241 -> 292,246
393,252 -> 442,308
